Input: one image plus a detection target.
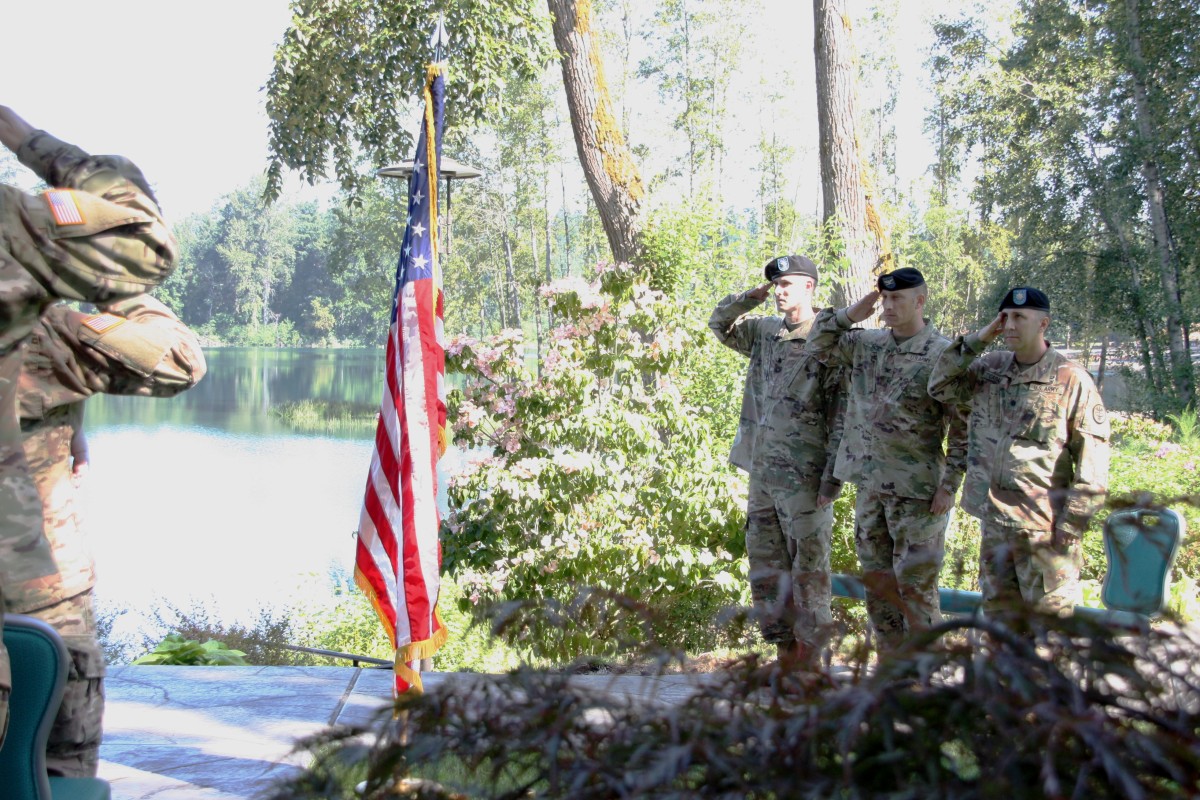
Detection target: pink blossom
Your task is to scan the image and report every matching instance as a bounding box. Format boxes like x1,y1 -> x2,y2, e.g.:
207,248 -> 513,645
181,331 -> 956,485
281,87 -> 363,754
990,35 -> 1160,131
502,432 -> 521,453
446,333 -> 478,356
1156,442 -> 1183,458
1186,461 -> 1197,472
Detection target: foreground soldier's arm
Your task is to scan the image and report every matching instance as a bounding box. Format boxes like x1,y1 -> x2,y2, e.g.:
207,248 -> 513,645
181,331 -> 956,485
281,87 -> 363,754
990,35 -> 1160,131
927,314 -> 1004,405
0,105 -> 177,310
806,291 -> 876,365
1055,375 -> 1110,550
21,295 -> 206,416
708,284 -> 772,356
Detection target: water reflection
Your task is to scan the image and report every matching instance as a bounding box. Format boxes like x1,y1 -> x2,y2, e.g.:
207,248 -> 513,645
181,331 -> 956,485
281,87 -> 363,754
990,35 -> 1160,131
88,347 -> 387,437
83,347 -> 466,637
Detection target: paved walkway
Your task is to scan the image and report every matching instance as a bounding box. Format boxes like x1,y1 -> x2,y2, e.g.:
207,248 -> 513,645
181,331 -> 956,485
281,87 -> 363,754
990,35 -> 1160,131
98,665 -> 711,799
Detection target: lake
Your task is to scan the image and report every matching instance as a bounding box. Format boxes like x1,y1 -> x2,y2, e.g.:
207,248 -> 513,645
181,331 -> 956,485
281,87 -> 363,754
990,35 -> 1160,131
83,347 -> 462,639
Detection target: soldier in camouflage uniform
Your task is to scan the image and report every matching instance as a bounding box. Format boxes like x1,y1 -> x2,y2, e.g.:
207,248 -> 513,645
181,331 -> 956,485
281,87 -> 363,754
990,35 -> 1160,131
928,287 -> 1109,614
807,268 -> 967,649
9,294 -> 205,776
0,105 -> 176,751
709,255 -> 844,665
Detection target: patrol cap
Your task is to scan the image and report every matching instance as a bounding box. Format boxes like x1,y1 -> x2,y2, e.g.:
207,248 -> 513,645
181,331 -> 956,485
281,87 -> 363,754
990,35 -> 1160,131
764,255 -> 818,283
999,286 -> 1050,312
877,267 -> 925,291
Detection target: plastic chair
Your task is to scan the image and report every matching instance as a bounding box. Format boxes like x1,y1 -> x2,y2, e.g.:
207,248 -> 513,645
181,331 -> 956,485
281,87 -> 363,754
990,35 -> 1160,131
0,614 -> 111,800
1102,507 -> 1185,617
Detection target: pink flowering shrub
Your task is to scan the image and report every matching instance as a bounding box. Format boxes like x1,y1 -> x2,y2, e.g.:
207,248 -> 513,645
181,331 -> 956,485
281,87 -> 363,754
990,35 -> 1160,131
442,264 -> 748,660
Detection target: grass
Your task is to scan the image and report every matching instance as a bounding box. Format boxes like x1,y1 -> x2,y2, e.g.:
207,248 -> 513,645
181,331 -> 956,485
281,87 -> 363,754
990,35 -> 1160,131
272,399 -> 379,432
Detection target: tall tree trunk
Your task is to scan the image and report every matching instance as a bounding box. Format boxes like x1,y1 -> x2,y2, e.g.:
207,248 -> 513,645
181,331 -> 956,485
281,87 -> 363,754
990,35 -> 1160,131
548,0 -> 645,266
813,0 -> 888,308
502,227 -> 522,327
1124,0 -> 1194,406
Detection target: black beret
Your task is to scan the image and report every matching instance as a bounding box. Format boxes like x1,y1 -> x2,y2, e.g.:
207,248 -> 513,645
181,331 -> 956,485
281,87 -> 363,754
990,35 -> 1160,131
877,268 -> 925,291
764,255 -> 818,283
999,286 -> 1050,312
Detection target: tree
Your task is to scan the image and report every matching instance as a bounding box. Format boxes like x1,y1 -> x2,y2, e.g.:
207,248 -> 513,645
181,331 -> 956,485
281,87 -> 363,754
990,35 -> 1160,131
264,0 -> 553,201
813,0 -> 890,308
928,0 -> 1200,412
547,0 -> 646,266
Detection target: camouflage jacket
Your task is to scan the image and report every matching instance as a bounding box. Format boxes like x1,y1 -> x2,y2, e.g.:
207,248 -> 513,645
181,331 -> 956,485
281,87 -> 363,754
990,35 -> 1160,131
709,290 -> 844,500
807,308 -> 967,500
0,129 -> 175,695
927,333 -> 1109,534
5,295 -> 205,612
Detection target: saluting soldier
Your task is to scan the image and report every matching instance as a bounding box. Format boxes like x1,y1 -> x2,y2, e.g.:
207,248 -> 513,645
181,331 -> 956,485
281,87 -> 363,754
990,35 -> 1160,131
8,294 -> 205,777
928,287 -> 1109,614
807,268 -> 967,649
0,105 -> 177,749
709,255 -> 844,666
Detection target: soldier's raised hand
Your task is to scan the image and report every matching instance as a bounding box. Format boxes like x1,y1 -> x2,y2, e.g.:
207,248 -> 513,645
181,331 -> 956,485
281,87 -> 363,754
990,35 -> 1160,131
0,106 -> 35,153
847,290 -> 880,323
977,313 -> 1006,345
746,282 -> 773,303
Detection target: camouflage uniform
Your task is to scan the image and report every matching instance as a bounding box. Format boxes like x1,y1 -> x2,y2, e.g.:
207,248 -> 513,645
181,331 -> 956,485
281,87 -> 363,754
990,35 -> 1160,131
709,291 -> 844,653
928,333 -> 1109,614
808,309 -> 967,648
10,295 -> 204,776
0,130 -> 176,753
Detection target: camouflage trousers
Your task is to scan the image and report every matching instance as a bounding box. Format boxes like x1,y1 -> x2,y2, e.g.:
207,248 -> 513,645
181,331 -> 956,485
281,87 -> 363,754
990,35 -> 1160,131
745,478 -> 833,652
26,589 -> 104,778
854,491 -> 948,650
979,520 -> 1082,616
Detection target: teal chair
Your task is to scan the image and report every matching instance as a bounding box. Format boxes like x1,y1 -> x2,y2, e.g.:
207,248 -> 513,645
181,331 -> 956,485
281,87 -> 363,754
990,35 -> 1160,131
0,614 -> 111,800
1102,507 -> 1184,617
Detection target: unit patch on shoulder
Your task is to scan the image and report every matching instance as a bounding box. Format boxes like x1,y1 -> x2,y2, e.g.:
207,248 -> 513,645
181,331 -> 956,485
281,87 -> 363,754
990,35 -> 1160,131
82,314 -> 126,335
44,189 -> 86,226
1092,404 -> 1107,425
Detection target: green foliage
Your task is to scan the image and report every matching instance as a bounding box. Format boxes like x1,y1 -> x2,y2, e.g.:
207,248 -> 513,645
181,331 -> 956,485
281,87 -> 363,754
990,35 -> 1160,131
133,634 -> 248,666
270,609 -> 1200,800
264,0 -> 553,201
442,263 -> 749,661
1102,412 -> 1200,587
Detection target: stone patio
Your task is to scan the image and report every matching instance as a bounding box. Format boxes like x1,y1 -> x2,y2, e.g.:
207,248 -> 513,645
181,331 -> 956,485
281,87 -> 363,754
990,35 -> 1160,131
98,665 -> 712,799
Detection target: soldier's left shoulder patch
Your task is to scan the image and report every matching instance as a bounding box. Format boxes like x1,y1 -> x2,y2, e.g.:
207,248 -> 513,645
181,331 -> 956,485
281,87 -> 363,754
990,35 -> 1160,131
81,313 -> 126,335
44,189 -> 86,226
1077,399 -> 1110,439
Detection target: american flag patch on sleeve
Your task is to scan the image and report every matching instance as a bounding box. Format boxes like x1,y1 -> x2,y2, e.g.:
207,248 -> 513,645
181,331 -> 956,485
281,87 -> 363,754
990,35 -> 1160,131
82,314 -> 125,335
44,190 -> 86,226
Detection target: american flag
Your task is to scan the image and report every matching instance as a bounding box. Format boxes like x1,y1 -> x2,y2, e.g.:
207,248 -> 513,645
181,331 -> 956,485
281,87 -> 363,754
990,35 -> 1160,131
354,62 -> 449,695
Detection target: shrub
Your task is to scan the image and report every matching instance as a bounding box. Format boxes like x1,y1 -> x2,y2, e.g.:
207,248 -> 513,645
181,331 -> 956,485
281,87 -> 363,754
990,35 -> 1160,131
442,263 -> 749,661
267,605 -> 1200,799
133,634 -> 248,666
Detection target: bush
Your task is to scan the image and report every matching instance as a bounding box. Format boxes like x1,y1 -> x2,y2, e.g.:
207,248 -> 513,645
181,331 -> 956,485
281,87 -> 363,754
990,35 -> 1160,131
133,634 -> 248,666
268,605 -> 1200,799
442,263 -> 749,662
